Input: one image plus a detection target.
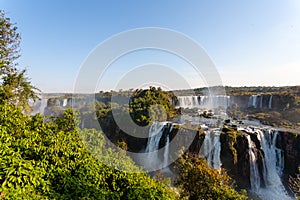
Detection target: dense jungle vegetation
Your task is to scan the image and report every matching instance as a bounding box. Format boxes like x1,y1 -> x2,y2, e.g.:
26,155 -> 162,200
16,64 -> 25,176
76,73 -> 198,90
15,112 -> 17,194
0,9 -> 249,199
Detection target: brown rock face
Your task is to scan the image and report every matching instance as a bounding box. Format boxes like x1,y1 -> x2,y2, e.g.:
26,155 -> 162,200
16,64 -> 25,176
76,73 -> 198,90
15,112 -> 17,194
232,95 -> 251,109
187,129 -> 300,190
277,131 -> 300,175
96,118 -> 300,190
218,132 -> 254,189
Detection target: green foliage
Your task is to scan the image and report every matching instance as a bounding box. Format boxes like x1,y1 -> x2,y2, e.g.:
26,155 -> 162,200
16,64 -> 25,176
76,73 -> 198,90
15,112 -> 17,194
53,108 -> 80,131
0,10 -> 20,70
289,168 -> 300,199
0,10 -> 38,111
129,87 -> 175,126
221,127 -> 245,163
95,101 -> 111,119
0,103 -> 177,199
175,153 -> 247,200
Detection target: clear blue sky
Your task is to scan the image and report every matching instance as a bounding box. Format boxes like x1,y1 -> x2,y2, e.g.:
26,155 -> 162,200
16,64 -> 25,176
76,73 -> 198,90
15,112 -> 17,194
1,0 -> 300,92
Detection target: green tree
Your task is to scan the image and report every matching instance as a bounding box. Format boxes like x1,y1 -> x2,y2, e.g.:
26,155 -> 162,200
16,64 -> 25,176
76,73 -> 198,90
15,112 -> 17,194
0,10 -> 38,111
0,104 -> 178,199
129,87 -> 175,126
0,10 -> 20,71
175,153 -> 247,200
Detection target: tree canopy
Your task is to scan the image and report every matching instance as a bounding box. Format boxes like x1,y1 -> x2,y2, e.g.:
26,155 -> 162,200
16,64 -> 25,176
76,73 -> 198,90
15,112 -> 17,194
0,10 -> 252,200
0,10 -> 38,112
175,153 -> 247,200
129,87 -> 175,126
0,105 -> 177,199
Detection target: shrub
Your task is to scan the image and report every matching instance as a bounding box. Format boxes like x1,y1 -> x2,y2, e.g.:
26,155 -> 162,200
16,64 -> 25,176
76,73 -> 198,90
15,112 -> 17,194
174,153 -> 247,200
129,87 -> 175,126
0,104 -> 177,199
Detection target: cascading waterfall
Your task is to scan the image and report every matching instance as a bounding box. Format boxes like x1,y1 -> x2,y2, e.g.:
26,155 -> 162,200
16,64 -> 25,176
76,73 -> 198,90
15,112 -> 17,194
255,129 -> 291,200
177,95 -> 232,110
177,94 -> 273,110
268,95 -> 273,109
248,94 -> 266,109
31,98 -> 48,115
62,98 -> 68,107
142,119 -> 292,199
202,129 -> 222,169
143,122 -> 173,171
144,122 -> 166,168
245,134 -> 261,192
260,95 -> 263,109
248,95 -> 258,108
212,133 -> 222,169
40,99 -> 48,115
163,129 -> 170,168
177,96 -> 200,108
275,147 -> 284,177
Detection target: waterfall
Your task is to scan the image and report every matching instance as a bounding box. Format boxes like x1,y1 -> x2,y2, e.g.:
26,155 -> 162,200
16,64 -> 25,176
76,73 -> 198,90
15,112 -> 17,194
163,128 -> 170,168
248,94 -> 266,109
145,122 -> 165,153
245,135 -> 261,192
243,129 -> 292,199
40,99 -> 48,115
255,129 -> 291,200
31,98 -> 48,115
260,95 -> 263,109
275,147 -> 284,177
212,133 -> 222,169
144,122 -> 166,168
268,96 -> 273,109
177,96 -> 200,108
202,130 -> 222,169
142,122 -> 174,171
248,95 -> 258,108
177,95 -> 232,110
253,95 -> 258,108
62,98 -> 68,107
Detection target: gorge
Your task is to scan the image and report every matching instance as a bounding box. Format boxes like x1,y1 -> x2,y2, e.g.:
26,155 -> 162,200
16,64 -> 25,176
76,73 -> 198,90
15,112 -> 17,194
32,86 -> 300,199
138,120 -> 298,199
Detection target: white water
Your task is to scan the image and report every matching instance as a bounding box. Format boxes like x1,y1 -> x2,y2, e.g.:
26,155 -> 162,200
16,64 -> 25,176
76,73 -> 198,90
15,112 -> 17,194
62,98 -> 68,107
31,98 -> 48,115
163,129 -> 170,168
248,94 -> 266,109
142,123 -> 174,171
142,119 -> 292,199
255,130 -> 291,200
202,129 -> 222,169
246,134 -> 261,192
248,95 -> 258,108
177,96 -> 200,108
144,122 -> 166,168
268,96 -> 273,109
177,95 -> 232,110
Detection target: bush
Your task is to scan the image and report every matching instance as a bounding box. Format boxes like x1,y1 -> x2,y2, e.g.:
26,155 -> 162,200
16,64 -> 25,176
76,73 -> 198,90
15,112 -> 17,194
0,104 -> 177,199
174,153 -> 247,200
129,87 -> 175,126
